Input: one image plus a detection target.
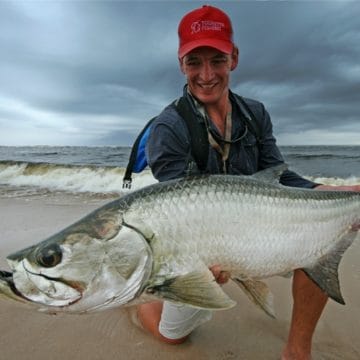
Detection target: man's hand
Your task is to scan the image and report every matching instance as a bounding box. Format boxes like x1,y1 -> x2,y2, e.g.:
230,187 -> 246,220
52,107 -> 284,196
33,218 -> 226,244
209,264 -> 231,285
315,184 -> 360,192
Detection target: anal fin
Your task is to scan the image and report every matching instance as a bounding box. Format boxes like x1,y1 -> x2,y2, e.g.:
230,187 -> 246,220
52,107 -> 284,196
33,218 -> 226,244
233,278 -> 275,318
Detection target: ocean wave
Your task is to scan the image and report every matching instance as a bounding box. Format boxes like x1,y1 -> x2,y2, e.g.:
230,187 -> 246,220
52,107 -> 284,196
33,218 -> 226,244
0,160 -> 358,196
0,161 -> 157,195
285,154 -> 360,161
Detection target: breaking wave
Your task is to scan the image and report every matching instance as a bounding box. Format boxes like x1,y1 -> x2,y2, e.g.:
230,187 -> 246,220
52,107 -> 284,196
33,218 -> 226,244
0,160 -> 358,197
0,161 -> 157,195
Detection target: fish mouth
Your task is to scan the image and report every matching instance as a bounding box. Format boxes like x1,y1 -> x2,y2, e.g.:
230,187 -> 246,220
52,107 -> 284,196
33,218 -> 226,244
1,264 -> 83,308
0,270 -> 29,303
20,261 -> 83,307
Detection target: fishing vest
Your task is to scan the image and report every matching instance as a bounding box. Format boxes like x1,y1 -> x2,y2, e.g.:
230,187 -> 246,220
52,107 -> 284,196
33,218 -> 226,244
122,92 -> 263,189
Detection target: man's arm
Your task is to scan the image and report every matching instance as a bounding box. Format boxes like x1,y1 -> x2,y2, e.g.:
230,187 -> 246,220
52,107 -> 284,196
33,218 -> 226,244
146,108 -> 192,182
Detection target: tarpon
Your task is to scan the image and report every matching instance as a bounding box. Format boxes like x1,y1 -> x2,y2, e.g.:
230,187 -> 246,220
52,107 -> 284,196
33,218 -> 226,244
1,165 -> 359,317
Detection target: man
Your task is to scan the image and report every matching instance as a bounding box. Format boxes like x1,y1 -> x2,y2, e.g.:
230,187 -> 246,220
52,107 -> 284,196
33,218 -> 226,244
134,5 -> 360,359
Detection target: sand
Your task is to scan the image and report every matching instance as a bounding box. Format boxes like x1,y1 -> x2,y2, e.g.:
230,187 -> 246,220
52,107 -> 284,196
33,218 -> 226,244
0,194 -> 359,360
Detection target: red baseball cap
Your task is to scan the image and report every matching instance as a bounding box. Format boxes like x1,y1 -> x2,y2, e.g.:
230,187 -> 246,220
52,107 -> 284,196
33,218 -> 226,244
178,5 -> 234,58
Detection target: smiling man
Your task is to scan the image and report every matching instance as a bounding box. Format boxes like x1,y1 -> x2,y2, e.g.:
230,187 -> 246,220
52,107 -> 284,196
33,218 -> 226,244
134,5 -> 360,360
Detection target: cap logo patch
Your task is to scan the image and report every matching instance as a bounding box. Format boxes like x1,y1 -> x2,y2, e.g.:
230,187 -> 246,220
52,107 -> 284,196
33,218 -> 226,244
191,20 -> 225,34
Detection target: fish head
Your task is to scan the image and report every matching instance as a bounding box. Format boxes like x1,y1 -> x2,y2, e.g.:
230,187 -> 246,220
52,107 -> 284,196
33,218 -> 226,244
2,205 -> 153,312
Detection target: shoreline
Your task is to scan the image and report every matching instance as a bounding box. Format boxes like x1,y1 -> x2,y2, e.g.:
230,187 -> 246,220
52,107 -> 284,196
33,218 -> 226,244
0,195 -> 359,359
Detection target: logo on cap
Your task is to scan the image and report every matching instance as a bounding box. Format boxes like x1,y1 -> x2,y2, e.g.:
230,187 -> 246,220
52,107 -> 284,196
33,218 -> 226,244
191,20 -> 225,34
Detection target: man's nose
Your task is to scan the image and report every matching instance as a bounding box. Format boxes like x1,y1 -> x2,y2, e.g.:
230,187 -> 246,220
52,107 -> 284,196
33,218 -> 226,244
199,62 -> 215,81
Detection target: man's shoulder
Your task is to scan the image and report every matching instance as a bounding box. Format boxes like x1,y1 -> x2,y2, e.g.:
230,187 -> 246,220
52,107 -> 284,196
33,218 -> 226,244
231,91 -> 269,128
231,92 -> 265,111
148,100 -> 190,141
152,101 -> 186,127
241,96 -> 264,109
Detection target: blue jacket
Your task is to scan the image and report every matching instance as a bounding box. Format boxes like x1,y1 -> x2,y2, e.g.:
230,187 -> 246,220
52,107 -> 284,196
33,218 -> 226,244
146,87 -> 317,189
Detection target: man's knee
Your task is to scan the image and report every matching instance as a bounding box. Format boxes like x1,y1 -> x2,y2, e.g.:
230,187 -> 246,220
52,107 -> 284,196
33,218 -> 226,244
136,302 -> 190,344
136,301 -> 212,344
158,333 -> 189,345
158,302 -> 212,342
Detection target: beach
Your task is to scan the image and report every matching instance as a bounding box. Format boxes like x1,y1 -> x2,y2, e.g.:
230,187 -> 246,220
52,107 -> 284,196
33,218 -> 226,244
1,194 -> 359,360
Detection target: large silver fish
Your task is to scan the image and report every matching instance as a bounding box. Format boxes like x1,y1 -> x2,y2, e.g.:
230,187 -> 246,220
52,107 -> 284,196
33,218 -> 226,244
1,165 -> 359,316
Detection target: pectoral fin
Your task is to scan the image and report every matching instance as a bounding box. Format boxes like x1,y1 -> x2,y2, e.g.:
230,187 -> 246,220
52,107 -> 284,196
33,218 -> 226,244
303,229 -> 357,305
146,270 -> 236,310
233,278 -> 275,318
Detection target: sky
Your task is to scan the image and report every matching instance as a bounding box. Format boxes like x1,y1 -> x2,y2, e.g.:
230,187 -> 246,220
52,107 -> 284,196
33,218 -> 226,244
0,1 -> 359,146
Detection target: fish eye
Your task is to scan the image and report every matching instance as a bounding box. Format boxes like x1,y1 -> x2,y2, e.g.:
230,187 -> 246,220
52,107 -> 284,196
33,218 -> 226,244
36,244 -> 63,268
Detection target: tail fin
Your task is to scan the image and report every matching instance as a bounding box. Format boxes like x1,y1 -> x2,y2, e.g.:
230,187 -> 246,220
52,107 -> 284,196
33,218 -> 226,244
303,228 -> 357,304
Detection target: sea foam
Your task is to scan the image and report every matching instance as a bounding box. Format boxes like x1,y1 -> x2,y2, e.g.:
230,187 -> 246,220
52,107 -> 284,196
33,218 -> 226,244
0,160 -> 359,196
0,161 -> 157,195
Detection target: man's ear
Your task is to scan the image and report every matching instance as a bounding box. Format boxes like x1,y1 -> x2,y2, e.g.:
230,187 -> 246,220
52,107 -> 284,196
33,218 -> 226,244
230,46 -> 239,71
179,57 -> 186,74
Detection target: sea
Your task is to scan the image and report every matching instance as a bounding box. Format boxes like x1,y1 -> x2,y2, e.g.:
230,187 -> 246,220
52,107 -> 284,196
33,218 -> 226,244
0,145 -> 359,199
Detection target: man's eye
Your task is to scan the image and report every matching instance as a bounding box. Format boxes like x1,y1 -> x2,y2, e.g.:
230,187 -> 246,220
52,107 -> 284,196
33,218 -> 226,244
212,58 -> 227,65
186,61 -> 200,66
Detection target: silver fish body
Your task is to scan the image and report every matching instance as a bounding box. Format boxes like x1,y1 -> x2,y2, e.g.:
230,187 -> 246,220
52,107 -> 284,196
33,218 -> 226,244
1,166 -> 359,315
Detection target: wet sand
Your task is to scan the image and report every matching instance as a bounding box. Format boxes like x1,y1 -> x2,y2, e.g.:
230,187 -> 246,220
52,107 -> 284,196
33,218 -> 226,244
0,195 -> 359,360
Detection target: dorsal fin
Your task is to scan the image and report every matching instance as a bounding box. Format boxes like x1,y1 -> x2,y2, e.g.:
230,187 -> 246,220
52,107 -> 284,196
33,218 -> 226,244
251,164 -> 288,184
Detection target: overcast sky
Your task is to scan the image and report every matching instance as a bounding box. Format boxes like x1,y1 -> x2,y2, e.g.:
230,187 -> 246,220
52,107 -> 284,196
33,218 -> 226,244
0,1 -> 359,146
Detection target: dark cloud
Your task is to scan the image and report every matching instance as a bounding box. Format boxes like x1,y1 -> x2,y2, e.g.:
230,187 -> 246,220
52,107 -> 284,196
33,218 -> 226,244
0,1 -> 359,146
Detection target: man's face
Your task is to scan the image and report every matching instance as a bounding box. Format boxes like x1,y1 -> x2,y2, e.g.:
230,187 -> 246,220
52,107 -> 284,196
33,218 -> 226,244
180,46 -> 238,105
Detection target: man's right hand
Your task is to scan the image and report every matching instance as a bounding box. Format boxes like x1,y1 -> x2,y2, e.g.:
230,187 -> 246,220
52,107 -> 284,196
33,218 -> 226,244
209,264 -> 231,285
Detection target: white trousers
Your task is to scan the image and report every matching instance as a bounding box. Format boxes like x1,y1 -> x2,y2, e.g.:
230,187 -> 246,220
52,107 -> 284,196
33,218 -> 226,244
158,301 -> 213,339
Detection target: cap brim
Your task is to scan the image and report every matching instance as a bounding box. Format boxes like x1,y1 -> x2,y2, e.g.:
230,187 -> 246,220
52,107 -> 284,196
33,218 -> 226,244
178,39 -> 233,58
